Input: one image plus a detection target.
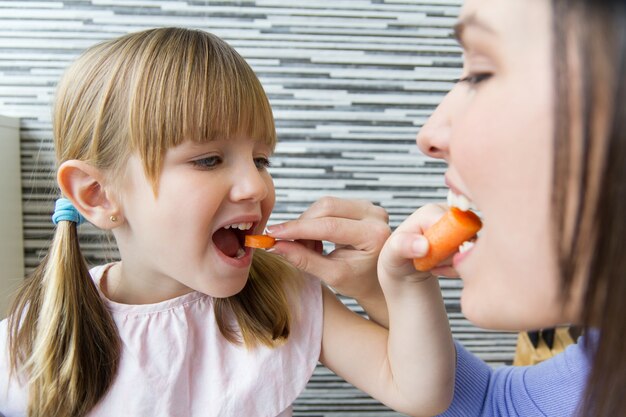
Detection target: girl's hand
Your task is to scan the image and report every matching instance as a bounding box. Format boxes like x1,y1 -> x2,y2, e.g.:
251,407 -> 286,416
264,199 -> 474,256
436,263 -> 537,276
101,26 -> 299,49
378,203 -> 459,286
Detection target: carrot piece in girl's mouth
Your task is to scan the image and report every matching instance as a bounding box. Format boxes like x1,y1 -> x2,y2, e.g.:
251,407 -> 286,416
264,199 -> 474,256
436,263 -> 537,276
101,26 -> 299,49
413,208 -> 482,271
244,235 -> 276,249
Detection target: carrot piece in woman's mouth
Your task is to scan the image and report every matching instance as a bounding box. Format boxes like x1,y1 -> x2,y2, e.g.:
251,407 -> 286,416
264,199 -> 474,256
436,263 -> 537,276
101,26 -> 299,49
413,208 -> 482,271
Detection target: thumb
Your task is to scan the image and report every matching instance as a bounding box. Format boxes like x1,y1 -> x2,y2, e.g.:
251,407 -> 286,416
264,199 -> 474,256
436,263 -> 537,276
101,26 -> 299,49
380,232 -> 429,270
271,240 -> 334,280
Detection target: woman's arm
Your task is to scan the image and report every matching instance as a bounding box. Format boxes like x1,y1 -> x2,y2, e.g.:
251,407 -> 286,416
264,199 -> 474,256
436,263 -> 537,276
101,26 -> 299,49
440,337 -> 591,417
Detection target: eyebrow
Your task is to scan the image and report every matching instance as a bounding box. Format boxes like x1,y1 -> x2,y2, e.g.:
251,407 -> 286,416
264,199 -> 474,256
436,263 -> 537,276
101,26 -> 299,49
453,13 -> 496,46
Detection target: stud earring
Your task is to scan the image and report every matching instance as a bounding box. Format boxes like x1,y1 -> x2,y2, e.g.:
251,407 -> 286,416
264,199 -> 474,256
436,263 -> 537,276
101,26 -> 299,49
110,215 -> 118,223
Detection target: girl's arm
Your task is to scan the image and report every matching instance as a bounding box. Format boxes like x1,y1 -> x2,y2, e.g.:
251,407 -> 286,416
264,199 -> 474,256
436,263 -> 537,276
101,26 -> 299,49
319,204 -> 455,417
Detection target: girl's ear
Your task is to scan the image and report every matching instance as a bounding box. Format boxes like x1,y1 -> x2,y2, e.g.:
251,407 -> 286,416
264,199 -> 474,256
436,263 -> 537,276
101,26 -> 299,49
57,160 -> 120,229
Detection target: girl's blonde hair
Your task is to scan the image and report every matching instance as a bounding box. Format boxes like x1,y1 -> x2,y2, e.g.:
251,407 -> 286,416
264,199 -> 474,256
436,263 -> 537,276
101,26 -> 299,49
9,27 -> 298,417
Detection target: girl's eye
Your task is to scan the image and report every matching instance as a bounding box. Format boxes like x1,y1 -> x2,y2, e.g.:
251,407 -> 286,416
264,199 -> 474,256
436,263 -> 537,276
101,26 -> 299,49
192,156 -> 222,169
457,73 -> 493,85
254,157 -> 271,170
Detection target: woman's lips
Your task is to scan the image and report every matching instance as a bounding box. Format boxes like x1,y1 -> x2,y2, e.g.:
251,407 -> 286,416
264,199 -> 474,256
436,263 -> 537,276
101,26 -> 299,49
453,240 -> 475,268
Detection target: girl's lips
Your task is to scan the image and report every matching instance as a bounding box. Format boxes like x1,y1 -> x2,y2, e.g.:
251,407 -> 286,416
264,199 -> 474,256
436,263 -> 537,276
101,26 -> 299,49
214,244 -> 253,268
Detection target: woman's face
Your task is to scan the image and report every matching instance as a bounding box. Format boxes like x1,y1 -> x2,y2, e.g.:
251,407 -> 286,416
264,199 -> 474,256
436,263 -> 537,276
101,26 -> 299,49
417,0 -> 583,330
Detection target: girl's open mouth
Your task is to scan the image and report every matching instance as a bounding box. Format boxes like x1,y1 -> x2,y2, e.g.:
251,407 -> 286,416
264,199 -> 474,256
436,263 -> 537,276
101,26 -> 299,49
212,222 -> 255,259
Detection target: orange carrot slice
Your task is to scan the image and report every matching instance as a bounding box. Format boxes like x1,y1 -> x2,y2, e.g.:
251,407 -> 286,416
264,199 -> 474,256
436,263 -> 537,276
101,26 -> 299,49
244,234 -> 276,249
413,208 -> 482,271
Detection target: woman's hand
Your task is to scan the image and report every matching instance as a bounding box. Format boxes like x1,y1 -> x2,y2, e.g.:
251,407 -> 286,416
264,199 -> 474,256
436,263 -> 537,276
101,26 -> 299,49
266,197 -> 391,325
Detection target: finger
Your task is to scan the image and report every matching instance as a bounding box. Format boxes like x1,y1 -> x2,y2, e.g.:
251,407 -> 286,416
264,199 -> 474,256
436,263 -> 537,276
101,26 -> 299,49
381,231 -> 430,270
394,203 -> 448,235
267,217 -> 390,252
298,196 -> 388,223
430,255 -> 460,278
271,240 -> 345,282
431,265 -> 460,278
293,238 -> 324,254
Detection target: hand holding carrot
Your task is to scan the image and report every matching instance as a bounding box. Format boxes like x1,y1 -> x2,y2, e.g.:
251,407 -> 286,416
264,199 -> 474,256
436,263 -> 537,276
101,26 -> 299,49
378,204 -> 446,285
264,197 -> 391,326
413,207 -> 482,272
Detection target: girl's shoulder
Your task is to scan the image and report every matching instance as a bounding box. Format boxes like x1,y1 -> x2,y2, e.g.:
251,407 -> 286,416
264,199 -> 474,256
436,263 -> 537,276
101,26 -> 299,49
0,317 -> 28,414
86,267 -> 324,416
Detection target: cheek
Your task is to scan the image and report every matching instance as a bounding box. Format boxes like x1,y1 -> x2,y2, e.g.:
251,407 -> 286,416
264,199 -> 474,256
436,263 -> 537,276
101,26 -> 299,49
264,176 -> 276,211
257,176 -> 275,229
453,84 -> 560,328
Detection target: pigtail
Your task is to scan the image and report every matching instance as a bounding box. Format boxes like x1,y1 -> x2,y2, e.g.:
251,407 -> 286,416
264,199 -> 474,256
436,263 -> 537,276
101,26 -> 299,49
8,219 -> 120,417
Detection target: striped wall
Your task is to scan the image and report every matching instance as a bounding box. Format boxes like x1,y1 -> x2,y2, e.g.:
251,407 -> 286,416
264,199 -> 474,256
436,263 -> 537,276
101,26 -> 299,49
0,1 -> 517,415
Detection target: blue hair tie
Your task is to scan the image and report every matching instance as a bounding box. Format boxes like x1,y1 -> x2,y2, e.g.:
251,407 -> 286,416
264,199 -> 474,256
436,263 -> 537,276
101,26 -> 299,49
52,198 -> 86,226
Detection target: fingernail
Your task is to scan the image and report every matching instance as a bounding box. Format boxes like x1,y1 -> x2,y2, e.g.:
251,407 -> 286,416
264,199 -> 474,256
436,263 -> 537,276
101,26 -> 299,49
412,236 -> 429,256
265,223 -> 283,236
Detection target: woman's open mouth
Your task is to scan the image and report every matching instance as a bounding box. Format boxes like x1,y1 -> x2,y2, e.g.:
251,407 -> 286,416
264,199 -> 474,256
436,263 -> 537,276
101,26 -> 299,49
447,190 -> 481,256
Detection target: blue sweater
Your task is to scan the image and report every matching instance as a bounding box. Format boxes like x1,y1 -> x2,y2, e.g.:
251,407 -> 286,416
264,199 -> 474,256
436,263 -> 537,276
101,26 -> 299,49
440,336 -> 593,416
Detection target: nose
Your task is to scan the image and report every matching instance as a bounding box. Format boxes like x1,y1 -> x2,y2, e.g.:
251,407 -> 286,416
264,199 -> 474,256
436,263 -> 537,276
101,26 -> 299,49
229,161 -> 270,203
416,89 -> 456,161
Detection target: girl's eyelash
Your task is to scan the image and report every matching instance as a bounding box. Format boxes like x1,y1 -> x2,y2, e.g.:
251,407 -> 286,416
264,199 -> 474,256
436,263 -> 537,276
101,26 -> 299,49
191,156 -> 271,170
191,155 -> 222,169
255,157 -> 272,169
456,73 -> 493,85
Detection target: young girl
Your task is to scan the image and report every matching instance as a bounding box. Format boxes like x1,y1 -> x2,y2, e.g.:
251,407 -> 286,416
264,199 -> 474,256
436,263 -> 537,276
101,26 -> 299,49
371,0 -> 625,416
0,28 -> 454,417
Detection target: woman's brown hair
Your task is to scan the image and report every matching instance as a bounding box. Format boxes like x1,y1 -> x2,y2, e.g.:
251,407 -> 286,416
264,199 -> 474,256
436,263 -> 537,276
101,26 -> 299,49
8,27 -> 298,416
551,1 -> 626,415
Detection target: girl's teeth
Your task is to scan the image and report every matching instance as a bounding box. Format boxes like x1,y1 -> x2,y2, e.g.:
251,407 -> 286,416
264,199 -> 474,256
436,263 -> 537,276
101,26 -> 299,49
458,240 -> 475,254
224,222 -> 253,230
447,190 -> 476,212
235,248 -> 246,259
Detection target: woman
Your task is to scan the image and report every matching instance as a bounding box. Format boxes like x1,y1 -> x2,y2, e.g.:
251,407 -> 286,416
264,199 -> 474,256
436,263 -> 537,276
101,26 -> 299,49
373,0 -> 625,416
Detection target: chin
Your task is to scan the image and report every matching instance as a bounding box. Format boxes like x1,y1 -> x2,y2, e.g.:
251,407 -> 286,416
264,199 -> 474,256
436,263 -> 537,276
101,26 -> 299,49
460,289 -> 521,331
214,279 -> 249,298
461,292 -> 572,332
194,275 -> 249,298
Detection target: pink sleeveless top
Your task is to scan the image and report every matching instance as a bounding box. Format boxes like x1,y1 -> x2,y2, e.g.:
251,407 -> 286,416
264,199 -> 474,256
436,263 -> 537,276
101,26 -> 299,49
0,263 -> 323,417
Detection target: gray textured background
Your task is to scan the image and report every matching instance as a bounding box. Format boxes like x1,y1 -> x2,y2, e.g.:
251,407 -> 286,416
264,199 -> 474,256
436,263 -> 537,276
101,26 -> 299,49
0,1 -> 516,415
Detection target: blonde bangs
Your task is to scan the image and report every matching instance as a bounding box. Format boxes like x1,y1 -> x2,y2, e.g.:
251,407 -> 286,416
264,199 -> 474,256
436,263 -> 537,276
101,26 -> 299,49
125,28 -> 276,192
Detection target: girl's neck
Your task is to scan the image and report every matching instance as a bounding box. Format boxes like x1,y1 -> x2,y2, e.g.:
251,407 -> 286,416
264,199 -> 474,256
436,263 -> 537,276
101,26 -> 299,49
102,262 -> 195,305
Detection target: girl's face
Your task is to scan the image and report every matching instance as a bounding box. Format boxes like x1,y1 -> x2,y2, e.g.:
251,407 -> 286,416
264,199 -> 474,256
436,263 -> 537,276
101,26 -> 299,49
112,136 -> 275,301
417,0 -> 583,330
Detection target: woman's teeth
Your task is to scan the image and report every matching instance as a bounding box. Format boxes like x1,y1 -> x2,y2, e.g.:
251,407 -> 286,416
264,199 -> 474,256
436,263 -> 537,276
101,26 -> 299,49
235,248 -> 246,259
458,240 -> 475,254
223,222 -> 253,230
447,190 -> 477,212
447,189 -> 481,254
